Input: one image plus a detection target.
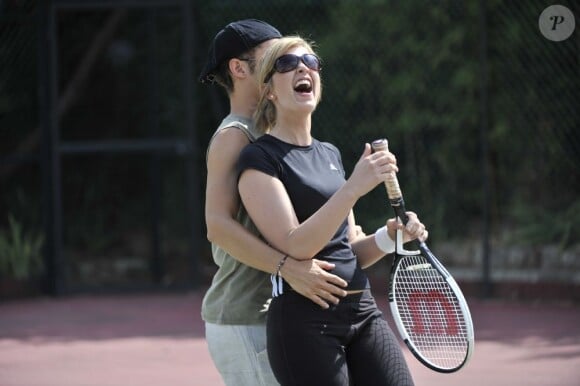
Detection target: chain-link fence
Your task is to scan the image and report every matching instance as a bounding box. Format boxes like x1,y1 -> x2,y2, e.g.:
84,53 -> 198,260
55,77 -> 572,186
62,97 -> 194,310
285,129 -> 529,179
1,0 -> 578,297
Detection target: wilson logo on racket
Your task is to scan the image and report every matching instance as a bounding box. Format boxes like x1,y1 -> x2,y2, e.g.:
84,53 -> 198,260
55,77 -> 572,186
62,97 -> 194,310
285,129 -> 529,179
408,290 -> 459,336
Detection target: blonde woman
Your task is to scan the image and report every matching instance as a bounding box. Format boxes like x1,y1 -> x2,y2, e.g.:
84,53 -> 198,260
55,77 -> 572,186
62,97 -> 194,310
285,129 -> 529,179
237,36 -> 425,385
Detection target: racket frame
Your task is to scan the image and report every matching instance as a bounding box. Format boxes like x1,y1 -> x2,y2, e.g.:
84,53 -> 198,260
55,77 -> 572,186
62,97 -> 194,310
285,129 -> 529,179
372,138 -> 474,373
389,228 -> 475,373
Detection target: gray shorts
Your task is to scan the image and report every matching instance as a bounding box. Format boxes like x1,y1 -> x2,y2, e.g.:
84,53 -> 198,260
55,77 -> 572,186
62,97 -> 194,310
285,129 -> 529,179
205,322 -> 279,386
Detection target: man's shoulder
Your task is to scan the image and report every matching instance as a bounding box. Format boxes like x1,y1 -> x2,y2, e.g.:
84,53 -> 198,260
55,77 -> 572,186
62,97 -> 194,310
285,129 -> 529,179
215,114 -> 258,141
206,115 -> 257,160
217,118 -> 249,131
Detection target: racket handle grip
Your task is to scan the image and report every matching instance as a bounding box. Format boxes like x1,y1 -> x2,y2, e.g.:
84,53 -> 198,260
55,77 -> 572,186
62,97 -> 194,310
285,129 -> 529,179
371,139 -> 403,201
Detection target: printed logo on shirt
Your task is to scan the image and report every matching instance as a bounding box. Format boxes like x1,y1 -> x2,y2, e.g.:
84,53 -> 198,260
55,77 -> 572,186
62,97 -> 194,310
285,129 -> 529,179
329,163 -> 339,171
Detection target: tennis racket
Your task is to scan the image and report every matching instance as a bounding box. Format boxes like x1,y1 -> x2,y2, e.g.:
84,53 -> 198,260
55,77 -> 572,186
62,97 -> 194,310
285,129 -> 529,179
372,138 -> 474,373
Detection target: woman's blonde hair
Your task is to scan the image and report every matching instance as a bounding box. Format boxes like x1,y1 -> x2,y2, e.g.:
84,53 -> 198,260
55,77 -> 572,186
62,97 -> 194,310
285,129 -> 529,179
253,36 -> 322,134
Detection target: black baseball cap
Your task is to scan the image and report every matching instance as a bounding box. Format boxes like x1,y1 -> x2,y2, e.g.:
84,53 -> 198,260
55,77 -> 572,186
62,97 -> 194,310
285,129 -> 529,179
199,19 -> 282,83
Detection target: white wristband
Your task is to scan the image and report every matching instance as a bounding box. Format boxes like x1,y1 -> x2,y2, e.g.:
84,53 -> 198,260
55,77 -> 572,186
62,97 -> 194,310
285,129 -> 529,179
374,226 -> 395,254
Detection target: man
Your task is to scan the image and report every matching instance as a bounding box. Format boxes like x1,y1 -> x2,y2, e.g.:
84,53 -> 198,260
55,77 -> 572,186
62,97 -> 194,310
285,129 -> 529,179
199,19 -> 349,386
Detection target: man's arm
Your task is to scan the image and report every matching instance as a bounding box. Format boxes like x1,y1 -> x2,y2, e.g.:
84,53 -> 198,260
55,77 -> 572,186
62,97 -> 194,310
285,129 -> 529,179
205,128 -> 347,308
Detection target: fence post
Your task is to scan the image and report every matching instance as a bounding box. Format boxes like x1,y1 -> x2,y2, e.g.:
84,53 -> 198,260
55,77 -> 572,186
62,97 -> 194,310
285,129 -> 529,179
479,0 -> 492,298
39,0 -> 66,295
183,0 -> 201,288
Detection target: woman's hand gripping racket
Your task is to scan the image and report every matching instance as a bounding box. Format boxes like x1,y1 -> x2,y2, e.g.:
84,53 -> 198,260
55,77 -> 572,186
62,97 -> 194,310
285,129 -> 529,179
372,138 -> 474,373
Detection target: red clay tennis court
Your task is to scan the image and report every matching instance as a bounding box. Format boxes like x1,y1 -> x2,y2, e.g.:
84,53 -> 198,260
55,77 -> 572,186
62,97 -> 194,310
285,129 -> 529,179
1,290 -> 579,386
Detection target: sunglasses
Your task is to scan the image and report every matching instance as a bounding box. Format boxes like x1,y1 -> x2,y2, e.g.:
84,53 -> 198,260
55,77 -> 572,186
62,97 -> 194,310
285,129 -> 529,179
265,54 -> 322,82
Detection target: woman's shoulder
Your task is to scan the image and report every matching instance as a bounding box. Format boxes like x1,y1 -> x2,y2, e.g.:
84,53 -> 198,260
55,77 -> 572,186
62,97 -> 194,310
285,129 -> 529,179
317,139 -> 341,156
244,134 -> 275,152
238,135 -> 281,177
239,135 -> 278,161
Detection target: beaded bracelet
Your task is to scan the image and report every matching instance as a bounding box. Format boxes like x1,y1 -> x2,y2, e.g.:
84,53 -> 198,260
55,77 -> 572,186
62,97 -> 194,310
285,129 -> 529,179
276,254 -> 290,277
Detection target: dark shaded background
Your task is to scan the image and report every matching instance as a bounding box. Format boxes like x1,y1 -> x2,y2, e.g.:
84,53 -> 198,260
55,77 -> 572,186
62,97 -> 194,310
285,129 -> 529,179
1,0 -> 578,299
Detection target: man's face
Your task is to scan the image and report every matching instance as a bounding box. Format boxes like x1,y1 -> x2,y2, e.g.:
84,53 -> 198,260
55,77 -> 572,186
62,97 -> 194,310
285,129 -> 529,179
253,39 -> 277,70
246,39 -> 277,97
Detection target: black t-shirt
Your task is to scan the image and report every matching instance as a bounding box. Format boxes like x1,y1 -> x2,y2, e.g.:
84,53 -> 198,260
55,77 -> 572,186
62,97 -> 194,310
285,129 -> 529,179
237,134 -> 369,290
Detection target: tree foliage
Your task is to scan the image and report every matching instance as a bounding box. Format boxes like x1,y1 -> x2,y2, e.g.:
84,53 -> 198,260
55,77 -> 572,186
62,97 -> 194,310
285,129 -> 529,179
1,0 -> 578,282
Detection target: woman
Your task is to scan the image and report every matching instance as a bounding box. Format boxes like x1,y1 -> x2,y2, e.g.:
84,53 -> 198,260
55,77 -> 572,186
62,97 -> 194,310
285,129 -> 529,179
237,36 -> 425,386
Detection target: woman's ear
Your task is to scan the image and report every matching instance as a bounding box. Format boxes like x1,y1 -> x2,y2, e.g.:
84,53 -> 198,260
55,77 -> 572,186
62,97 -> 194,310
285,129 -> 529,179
264,84 -> 275,100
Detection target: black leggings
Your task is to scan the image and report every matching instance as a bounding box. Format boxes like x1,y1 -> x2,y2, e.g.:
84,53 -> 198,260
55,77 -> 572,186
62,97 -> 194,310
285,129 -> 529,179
266,290 -> 414,386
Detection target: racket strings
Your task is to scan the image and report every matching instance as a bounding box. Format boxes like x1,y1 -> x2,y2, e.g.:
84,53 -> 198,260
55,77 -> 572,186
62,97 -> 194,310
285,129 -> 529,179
393,254 -> 469,370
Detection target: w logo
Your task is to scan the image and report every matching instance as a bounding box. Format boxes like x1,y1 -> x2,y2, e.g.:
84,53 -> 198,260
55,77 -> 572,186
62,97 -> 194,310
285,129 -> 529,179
407,290 -> 459,335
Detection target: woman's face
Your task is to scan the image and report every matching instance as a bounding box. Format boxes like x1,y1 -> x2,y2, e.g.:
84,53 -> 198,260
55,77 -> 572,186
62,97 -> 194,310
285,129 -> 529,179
270,45 -> 321,117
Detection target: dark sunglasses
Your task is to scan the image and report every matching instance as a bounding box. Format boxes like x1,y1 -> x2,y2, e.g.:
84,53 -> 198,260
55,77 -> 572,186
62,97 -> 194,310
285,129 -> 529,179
265,54 -> 322,82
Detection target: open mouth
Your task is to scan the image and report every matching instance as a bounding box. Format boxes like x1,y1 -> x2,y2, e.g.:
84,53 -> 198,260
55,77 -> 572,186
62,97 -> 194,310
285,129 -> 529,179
294,79 -> 313,94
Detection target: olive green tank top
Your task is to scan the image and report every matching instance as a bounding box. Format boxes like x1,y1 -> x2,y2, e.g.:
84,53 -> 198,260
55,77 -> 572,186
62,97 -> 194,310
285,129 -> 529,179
201,114 -> 272,325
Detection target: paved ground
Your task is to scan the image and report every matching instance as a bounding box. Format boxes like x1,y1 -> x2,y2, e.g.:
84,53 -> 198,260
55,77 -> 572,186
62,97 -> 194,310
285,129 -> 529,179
0,290 -> 579,386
